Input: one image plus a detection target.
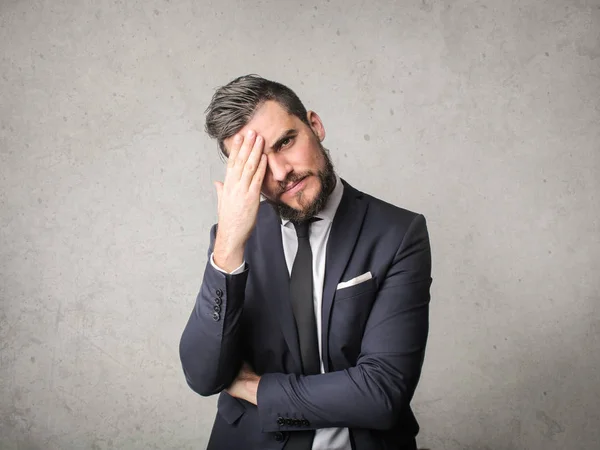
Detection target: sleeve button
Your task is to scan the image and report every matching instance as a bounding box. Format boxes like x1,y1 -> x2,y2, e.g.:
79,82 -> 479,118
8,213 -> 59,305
277,417 -> 285,426
215,297 -> 222,305
212,312 -> 220,321
216,289 -> 223,297
213,305 -> 221,313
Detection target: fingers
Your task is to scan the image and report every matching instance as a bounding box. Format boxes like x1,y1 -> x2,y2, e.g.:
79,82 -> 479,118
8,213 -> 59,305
213,181 -> 223,210
226,134 -> 243,169
225,129 -> 265,190
225,130 -> 259,186
249,153 -> 268,194
240,134 -> 265,185
231,130 -> 256,173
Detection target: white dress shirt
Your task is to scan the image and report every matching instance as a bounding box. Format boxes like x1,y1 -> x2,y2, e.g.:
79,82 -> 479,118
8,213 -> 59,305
211,174 -> 351,450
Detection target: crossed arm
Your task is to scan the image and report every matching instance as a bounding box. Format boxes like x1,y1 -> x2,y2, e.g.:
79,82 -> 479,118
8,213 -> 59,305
179,213 -> 431,431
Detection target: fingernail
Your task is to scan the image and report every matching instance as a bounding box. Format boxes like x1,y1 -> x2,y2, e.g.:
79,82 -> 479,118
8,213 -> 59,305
255,135 -> 262,143
247,130 -> 255,138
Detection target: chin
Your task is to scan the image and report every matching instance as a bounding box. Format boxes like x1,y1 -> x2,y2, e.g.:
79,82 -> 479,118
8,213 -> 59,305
268,174 -> 328,221
297,178 -> 320,205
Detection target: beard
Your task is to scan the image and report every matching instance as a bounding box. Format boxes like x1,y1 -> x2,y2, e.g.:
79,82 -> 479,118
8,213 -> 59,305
265,142 -> 336,223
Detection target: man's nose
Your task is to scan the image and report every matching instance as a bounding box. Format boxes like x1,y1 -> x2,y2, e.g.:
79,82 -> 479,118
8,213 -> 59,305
267,153 -> 292,182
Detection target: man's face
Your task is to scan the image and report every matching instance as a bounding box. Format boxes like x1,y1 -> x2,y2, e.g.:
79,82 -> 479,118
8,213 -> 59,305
223,100 -> 336,222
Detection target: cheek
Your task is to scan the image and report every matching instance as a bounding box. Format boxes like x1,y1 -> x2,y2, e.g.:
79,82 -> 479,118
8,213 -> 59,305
306,176 -> 322,197
293,145 -> 321,171
309,144 -> 325,167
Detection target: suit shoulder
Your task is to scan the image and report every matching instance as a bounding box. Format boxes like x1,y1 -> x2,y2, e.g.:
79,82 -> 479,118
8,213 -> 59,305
361,191 -> 424,226
357,192 -> 429,255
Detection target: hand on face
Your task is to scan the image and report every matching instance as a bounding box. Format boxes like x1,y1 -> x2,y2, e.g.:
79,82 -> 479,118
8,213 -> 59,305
213,130 -> 267,272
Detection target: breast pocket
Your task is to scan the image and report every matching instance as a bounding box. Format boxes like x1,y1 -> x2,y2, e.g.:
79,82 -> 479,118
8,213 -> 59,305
329,277 -> 377,368
335,275 -> 376,300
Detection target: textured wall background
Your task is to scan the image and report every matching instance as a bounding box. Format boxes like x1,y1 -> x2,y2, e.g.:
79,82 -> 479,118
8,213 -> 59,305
1,0 -> 599,449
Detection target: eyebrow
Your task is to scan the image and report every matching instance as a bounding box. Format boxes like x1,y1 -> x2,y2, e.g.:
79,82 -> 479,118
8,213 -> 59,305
270,129 -> 297,152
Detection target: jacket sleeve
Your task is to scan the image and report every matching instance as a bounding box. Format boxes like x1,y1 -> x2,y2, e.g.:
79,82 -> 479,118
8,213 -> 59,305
256,214 -> 432,431
179,224 -> 249,396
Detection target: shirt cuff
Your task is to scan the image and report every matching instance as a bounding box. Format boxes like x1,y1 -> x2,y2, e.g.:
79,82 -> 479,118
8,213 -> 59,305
210,252 -> 246,275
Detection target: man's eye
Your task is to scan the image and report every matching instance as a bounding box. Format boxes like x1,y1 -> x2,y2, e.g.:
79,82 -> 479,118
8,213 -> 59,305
275,136 -> 294,152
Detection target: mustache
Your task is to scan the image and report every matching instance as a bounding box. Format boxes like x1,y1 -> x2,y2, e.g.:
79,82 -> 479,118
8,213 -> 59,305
275,172 -> 313,196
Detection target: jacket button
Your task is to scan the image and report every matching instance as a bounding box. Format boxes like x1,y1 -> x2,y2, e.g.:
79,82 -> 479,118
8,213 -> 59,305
212,312 -> 220,321
215,297 -> 222,305
274,431 -> 284,441
213,304 -> 221,313
216,289 -> 223,297
277,417 -> 285,426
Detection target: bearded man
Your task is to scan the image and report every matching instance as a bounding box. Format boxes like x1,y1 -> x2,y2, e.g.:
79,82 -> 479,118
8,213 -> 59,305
180,74 -> 432,450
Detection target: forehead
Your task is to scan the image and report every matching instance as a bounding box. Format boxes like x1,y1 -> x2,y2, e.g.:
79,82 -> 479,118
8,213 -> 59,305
223,101 -> 299,152
245,100 -> 297,135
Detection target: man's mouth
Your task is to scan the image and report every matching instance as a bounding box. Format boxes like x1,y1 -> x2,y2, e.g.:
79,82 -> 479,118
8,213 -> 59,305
282,176 -> 308,195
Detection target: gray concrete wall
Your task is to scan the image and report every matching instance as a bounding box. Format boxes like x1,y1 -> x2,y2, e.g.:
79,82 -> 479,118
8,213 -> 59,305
1,0 -> 598,449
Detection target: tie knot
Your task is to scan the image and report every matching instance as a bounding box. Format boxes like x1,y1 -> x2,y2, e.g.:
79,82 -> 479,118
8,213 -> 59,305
292,218 -> 319,238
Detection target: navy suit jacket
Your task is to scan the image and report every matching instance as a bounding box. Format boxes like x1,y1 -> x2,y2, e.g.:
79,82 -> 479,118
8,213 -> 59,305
179,179 -> 432,450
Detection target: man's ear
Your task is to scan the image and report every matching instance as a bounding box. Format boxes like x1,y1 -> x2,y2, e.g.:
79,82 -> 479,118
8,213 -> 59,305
306,110 -> 326,142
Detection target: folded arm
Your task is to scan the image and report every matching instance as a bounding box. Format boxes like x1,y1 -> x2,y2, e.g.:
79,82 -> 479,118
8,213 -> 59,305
256,214 -> 432,431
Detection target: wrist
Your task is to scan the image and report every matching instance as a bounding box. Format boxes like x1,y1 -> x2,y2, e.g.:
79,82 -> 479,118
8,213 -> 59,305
214,238 -> 245,273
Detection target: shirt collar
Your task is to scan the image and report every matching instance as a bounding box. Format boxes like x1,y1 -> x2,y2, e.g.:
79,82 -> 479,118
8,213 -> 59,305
281,173 -> 344,226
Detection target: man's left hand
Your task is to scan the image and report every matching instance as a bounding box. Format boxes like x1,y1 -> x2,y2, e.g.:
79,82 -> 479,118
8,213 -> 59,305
225,362 -> 260,405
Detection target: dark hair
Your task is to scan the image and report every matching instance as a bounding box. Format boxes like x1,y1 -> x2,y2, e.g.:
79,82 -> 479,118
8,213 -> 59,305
205,74 -> 310,156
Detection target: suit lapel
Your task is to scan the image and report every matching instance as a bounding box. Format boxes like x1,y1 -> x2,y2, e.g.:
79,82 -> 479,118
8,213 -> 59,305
321,180 -> 368,372
256,204 -> 303,373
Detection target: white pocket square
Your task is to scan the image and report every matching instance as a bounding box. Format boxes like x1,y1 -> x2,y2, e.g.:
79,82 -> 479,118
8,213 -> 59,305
336,271 -> 372,290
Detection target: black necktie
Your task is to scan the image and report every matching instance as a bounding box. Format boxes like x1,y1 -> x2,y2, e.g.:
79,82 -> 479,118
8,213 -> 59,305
290,219 -> 321,376
285,219 -> 320,450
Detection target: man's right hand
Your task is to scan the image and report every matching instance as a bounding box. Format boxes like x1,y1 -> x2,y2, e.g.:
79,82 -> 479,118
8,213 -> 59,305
213,130 -> 268,273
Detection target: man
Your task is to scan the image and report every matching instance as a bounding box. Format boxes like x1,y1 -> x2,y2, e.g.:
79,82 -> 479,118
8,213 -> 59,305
179,74 -> 432,450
